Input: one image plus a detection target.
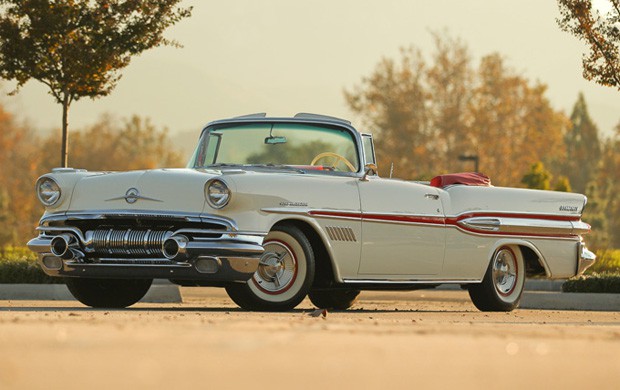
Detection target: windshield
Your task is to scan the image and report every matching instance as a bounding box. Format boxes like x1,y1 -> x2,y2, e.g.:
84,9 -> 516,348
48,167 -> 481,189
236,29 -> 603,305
189,123 -> 360,173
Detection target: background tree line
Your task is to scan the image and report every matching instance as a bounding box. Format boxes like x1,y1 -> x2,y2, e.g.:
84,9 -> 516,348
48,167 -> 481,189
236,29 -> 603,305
0,30 -> 618,251
345,32 -> 618,249
0,110 -> 183,245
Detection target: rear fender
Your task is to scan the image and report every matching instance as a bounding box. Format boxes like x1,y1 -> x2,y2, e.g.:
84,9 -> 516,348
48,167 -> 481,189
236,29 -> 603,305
487,239 -> 550,278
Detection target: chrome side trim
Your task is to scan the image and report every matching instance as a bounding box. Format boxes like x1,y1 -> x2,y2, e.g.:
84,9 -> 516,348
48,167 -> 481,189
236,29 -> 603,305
571,221 -> 592,235
342,278 -> 481,285
457,217 -> 501,232
261,207 -> 310,215
457,216 -> 590,236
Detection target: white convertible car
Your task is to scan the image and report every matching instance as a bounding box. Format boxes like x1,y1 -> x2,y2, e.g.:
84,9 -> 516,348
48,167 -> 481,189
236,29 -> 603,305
28,113 -> 595,311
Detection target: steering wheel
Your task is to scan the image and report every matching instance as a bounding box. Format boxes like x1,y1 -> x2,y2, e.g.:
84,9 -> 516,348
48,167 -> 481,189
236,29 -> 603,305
310,152 -> 356,172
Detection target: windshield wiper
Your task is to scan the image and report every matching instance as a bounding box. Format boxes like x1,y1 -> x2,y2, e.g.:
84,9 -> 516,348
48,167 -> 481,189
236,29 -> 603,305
204,163 -> 241,168
250,164 -> 306,174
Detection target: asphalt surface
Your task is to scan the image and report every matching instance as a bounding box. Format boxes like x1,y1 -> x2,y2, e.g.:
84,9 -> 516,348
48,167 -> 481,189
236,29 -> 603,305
1,288 -> 619,390
3,280 -> 620,311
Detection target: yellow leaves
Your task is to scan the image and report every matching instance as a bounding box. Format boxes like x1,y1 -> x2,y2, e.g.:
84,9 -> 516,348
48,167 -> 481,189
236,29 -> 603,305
346,32 -> 568,186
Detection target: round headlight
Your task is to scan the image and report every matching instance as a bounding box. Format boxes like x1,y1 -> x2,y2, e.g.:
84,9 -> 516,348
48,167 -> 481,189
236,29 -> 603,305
36,177 -> 61,207
205,179 -> 231,209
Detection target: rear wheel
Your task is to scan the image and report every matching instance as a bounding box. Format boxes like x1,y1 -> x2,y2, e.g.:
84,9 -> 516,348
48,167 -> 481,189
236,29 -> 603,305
65,278 -> 152,308
468,246 -> 525,312
308,289 -> 360,310
225,225 -> 315,311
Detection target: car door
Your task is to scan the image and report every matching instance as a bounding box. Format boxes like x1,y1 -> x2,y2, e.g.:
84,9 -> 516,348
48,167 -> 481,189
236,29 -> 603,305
357,177 -> 446,277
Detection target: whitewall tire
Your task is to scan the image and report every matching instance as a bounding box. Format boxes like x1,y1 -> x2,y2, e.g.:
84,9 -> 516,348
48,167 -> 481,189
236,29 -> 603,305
468,246 -> 525,312
225,224 -> 315,311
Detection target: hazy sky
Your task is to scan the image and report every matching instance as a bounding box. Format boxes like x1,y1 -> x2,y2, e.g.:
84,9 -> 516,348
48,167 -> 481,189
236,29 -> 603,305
3,0 -> 619,139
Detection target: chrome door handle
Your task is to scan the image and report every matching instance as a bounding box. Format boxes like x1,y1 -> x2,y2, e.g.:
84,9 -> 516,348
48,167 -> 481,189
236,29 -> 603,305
425,193 -> 439,200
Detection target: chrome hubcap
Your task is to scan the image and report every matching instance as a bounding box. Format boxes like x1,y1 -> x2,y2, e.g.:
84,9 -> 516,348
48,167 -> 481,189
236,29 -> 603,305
492,248 -> 518,296
254,241 -> 297,293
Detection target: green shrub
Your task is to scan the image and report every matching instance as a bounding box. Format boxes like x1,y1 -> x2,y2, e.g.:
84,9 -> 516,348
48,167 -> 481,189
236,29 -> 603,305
0,246 -> 62,284
586,249 -> 620,274
562,272 -> 620,293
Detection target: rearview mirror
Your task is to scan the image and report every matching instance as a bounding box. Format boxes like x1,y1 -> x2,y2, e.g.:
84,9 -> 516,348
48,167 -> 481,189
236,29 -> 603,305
264,136 -> 287,145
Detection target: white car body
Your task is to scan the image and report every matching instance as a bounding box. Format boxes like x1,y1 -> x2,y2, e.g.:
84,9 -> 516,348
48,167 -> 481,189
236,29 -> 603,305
28,113 -> 595,311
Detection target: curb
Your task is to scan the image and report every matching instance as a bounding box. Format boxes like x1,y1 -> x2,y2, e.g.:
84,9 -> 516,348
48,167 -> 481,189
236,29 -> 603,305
421,282 -> 619,311
524,279 -> 565,292
0,281 -> 182,303
520,291 -> 620,311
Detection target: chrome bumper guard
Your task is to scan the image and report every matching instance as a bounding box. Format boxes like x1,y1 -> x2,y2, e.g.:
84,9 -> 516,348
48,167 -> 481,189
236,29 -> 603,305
577,242 -> 596,276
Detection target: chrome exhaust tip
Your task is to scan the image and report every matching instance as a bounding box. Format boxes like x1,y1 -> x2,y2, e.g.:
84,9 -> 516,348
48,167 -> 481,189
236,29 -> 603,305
162,235 -> 189,260
50,234 -> 79,260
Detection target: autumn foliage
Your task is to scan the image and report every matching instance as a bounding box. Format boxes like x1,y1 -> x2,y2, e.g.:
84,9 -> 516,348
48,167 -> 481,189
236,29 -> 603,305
345,34 -> 568,187
345,32 -> 619,248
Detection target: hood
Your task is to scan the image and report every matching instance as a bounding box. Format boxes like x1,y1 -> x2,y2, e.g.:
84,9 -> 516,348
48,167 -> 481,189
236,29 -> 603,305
65,168 -> 218,214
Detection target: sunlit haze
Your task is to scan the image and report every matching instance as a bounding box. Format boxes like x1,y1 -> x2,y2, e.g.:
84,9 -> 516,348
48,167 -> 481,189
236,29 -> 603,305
3,0 -> 619,142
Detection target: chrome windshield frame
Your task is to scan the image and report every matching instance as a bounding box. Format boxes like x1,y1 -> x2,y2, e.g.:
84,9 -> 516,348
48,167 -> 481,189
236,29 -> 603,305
190,116 -> 367,176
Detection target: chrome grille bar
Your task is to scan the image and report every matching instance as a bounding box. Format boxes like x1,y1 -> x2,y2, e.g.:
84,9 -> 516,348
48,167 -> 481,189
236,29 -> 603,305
90,229 -> 172,256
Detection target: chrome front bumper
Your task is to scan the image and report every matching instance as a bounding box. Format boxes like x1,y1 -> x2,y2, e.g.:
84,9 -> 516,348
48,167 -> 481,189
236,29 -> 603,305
33,253 -> 260,283
577,242 -> 596,276
27,223 -> 266,283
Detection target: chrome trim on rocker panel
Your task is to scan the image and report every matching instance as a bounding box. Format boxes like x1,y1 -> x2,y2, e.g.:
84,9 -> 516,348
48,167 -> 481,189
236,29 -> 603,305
343,279 -> 481,285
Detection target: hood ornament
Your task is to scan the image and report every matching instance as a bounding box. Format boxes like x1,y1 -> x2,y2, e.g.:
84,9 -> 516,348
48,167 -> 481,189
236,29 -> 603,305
106,188 -> 162,204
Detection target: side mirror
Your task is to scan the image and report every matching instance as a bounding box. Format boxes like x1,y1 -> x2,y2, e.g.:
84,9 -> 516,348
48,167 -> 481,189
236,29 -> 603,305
360,163 -> 378,181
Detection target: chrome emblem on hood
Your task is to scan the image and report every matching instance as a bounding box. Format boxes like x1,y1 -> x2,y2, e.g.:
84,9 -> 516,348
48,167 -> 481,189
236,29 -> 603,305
106,188 -> 162,204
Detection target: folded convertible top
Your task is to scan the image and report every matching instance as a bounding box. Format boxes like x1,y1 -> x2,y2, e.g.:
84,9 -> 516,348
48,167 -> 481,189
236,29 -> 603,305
430,172 -> 491,188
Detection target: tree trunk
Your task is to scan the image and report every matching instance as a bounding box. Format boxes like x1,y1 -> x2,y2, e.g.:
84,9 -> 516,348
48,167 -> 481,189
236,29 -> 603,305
61,95 -> 69,167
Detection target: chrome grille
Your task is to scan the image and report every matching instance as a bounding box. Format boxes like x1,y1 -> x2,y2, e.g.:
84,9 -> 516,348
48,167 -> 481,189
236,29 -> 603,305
89,229 -> 172,256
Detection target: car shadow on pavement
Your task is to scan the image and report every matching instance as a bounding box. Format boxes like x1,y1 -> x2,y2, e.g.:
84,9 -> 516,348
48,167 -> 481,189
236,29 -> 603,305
0,305 -> 474,314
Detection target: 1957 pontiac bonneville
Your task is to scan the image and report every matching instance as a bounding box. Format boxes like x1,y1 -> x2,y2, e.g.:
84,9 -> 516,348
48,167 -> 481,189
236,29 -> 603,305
28,113 -> 595,311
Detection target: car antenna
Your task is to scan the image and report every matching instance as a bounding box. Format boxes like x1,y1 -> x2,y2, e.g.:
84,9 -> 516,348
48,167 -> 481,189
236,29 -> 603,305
390,163 -> 394,179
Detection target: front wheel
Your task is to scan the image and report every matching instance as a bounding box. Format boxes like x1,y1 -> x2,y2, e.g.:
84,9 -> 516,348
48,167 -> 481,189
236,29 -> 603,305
468,246 -> 525,312
65,278 -> 153,308
225,225 -> 315,311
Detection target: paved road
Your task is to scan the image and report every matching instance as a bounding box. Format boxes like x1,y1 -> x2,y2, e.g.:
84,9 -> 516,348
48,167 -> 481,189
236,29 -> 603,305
1,288 -> 619,390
